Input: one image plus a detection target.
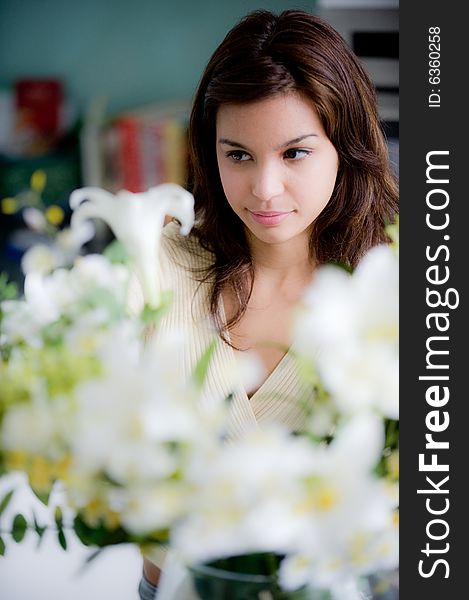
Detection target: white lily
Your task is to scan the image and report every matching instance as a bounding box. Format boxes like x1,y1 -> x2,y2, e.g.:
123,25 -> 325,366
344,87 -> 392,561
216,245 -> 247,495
22,207 -> 48,232
21,212 -> 94,275
279,415 -> 398,593
69,184 -> 195,308
172,425 -> 315,564
55,220 -> 95,260
21,244 -> 59,275
294,243 -> 399,419
2,381 -> 58,455
109,481 -> 191,535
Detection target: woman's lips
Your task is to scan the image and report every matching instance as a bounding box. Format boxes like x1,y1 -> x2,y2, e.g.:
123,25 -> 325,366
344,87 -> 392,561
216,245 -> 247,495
248,210 -> 292,226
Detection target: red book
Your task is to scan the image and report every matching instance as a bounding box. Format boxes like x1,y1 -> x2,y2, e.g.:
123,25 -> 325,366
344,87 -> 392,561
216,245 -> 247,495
117,116 -> 143,192
15,79 -> 62,136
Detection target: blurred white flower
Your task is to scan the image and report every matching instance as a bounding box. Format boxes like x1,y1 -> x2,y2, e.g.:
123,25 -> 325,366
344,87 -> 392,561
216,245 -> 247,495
71,254 -> 129,304
49,323 -> 228,541
2,254 -> 130,348
70,184 -> 195,308
21,244 -> 58,275
22,270 -> 66,326
172,426 -> 317,564
294,243 -> 398,419
2,381 -> 61,455
0,184 -> 399,597
1,299 -> 45,347
279,415 -> 398,593
20,214 -> 94,276
110,481 -> 190,536
318,345 -> 398,419
22,207 -> 47,232
55,220 -> 95,256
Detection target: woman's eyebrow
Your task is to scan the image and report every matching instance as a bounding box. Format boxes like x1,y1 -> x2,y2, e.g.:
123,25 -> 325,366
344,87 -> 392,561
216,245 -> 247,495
218,138 -> 251,151
277,134 -> 318,149
218,134 -> 318,151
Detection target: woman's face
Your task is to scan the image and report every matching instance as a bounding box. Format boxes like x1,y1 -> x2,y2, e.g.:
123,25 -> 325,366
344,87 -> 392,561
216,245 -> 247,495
215,92 -> 339,249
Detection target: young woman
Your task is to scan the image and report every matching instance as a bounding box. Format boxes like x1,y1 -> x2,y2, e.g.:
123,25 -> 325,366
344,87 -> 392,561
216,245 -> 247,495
138,8 -> 398,599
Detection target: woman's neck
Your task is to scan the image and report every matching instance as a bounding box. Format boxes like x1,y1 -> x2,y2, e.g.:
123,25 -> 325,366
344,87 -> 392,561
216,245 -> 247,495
248,231 -> 314,287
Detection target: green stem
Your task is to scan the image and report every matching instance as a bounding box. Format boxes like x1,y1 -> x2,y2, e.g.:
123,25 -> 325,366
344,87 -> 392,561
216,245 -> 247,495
385,419 -> 399,450
265,552 -> 280,579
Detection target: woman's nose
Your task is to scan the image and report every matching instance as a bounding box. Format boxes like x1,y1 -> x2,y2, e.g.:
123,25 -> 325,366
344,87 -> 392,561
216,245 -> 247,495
251,162 -> 284,202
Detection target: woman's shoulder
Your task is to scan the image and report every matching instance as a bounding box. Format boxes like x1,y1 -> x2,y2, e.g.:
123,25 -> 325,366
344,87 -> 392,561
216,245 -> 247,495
161,220 -> 214,271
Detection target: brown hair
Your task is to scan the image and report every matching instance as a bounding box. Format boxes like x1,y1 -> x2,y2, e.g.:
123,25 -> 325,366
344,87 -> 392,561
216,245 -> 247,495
187,9 -> 398,339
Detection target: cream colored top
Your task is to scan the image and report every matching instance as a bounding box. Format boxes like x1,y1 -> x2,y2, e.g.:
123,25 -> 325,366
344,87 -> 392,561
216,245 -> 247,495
154,221 -> 315,440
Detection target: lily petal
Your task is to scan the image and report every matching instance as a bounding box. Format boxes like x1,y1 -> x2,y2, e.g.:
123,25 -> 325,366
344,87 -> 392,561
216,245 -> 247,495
69,184 -> 195,308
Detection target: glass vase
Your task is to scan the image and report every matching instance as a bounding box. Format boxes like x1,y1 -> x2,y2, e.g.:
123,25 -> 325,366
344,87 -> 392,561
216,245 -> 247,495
189,561 -> 329,600
189,559 -> 398,600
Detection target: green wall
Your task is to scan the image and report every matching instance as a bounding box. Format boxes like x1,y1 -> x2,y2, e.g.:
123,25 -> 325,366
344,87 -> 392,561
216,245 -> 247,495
0,0 -> 316,116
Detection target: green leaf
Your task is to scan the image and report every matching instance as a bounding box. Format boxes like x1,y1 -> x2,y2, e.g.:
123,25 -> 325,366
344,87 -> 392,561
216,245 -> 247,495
385,418 -> 400,450
73,514 -> 129,548
103,239 -> 129,264
54,506 -> 64,530
74,548 -> 105,575
12,514 -> 28,543
140,290 -> 174,326
0,535 -> 5,556
0,489 -> 14,517
58,529 -> 67,551
53,507 -> 67,550
192,339 -> 217,389
32,512 -> 46,544
73,515 -> 93,547
0,272 -> 18,302
31,486 -> 51,506
85,548 -> 103,565
328,260 -> 353,274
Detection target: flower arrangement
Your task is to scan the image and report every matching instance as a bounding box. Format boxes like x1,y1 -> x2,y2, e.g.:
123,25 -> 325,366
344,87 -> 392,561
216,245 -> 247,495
0,183 -> 398,600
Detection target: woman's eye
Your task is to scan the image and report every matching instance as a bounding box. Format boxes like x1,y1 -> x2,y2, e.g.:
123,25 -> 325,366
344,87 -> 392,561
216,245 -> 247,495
226,150 -> 251,162
284,148 -> 311,160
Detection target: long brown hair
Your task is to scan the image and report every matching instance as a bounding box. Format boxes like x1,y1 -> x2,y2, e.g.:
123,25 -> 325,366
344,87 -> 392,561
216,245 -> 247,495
186,9 -> 398,338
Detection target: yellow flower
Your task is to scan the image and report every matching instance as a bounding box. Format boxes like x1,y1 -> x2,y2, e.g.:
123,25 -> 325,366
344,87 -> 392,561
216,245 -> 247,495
104,510 -> 122,530
372,579 -> 392,596
46,205 -> 65,226
30,169 -> 47,193
296,479 -> 339,514
54,455 -> 72,480
81,497 -> 121,530
29,455 -> 55,492
82,498 -> 104,527
1,197 -> 18,214
5,450 -> 28,471
315,486 -> 339,511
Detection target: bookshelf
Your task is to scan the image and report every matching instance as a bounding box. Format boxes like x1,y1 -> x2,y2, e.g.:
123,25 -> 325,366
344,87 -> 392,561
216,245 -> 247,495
83,99 -> 191,193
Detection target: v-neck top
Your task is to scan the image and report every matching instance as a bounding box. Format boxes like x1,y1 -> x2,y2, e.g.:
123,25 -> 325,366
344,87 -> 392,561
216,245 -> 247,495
153,222 -> 316,440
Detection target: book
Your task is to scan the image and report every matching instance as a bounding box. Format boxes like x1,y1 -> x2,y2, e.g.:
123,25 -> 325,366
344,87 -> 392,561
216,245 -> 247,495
100,100 -> 190,193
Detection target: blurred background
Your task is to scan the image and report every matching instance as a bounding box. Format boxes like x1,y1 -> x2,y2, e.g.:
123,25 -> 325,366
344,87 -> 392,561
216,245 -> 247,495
0,0 -> 398,598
